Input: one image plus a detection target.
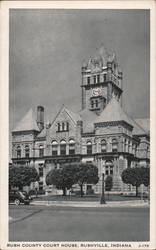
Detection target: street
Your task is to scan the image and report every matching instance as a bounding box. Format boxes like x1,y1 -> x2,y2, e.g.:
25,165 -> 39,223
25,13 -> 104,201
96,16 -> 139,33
9,204 -> 149,242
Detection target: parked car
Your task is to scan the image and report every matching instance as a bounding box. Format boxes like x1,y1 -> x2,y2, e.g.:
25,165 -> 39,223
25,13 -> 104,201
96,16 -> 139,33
21,191 -> 33,201
9,190 -> 31,205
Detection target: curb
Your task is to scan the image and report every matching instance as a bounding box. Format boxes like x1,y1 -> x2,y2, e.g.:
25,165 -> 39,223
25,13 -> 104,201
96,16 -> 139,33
31,200 -> 149,207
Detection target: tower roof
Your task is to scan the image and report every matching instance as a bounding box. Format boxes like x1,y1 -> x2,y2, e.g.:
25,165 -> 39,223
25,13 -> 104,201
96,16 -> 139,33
94,97 -> 132,125
13,108 -> 39,132
94,97 -> 147,135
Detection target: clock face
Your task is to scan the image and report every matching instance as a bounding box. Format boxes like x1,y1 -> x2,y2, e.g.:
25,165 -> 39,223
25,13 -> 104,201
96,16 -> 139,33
92,88 -> 101,96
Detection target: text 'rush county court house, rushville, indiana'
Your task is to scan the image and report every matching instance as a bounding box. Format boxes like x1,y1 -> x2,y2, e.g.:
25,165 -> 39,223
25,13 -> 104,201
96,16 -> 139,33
11,47 -> 150,193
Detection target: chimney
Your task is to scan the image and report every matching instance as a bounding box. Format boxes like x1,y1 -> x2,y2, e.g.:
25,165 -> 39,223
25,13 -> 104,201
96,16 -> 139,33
37,106 -> 44,131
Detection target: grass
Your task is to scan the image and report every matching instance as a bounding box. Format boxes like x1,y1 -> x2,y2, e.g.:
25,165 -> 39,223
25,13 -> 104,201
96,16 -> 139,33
34,193 -> 145,202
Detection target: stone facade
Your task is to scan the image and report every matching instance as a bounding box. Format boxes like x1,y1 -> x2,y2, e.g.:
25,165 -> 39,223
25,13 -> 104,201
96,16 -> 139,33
11,47 -> 150,194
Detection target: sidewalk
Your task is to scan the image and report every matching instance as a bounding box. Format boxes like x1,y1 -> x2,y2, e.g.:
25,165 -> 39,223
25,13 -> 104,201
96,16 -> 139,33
31,199 -> 149,207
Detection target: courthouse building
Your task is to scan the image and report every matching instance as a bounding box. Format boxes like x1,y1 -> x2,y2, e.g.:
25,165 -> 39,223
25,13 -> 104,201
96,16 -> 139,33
11,47 -> 150,193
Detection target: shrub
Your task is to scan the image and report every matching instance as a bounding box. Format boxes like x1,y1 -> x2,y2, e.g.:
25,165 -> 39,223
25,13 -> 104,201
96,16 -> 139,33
37,189 -> 45,195
86,189 -> 94,195
75,190 -> 84,196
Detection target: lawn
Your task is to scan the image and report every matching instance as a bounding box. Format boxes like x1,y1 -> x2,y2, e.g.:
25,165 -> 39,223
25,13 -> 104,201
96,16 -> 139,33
35,193 -> 144,202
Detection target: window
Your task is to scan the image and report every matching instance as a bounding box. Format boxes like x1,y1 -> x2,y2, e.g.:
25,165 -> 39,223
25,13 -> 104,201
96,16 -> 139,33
57,123 -> 61,132
17,146 -> 21,158
57,122 -> 69,132
128,141 -> 131,153
52,141 -> 58,155
95,99 -> 98,107
124,139 -> 127,152
66,122 -> 69,131
69,139 -> 75,155
60,140 -> 66,155
39,165 -> 43,177
94,75 -> 96,84
91,100 -> 94,108
105,161 -> 113,175
97,75 -> 100,83
101,139 -> 107,153
87,141 -> 92,154
87,77 -> 90,85
39,145 -> 44,157
25,145 -> 30,158
62,122 -> 65,131
112,139 -> 118,152
104,74 -> 107,82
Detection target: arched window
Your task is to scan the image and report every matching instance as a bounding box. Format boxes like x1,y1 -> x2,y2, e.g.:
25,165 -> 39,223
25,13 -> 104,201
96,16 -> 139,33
52,141 -> 58,156
69,139 -> 75,155
17,146 -> 21,158
101,139 -> 107,153
105,161 -> 113,175
25,145 -> 30,158
112,138 -> 118,152
87,141 -> 92,154
39,145 -> 44,157
60,140 -> 66,155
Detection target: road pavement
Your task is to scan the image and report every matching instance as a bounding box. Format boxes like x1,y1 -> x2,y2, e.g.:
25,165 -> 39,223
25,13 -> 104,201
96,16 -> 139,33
9,204 -> 149,242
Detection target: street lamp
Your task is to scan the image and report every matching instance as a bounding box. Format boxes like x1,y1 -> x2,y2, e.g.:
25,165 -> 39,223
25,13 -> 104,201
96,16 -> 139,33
100,166 -> 106,204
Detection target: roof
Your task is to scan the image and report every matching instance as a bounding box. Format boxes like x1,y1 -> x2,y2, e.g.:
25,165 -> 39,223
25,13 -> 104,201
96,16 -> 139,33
37,128 -> 46,138
65,107 -> 82,124
94,97 -> 133,126
13,108 -> 39,132
50,105 -> 82,126
134,118 -> 150,133
94,97 -> 147,135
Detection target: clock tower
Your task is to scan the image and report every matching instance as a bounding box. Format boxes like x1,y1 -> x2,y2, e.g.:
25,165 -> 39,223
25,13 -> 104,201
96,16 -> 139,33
81,46 -> 123,115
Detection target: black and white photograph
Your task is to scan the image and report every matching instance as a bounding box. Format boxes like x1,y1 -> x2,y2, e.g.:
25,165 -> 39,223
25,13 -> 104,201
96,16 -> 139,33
0,1 -> 156,250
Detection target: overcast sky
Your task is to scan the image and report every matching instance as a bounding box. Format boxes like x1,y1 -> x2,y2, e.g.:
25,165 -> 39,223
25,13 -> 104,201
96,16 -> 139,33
9,9 -> 150,132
